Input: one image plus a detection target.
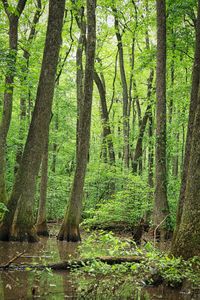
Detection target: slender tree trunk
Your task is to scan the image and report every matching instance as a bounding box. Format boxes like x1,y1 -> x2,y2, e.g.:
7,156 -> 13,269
75,7 -> 85,158
148,111 -> 154,188
94,71 -> 115,165
112,7 -> 130,168
0,0 -> 27,204
0,0 -> 65,242
36,136 -> 49,236
172,0 -> 200,249
15,0 -> 42,173
58,0 -> 96,242
51,106 -> 59,173
132,70 -> 154,174
153,0 -> 170,235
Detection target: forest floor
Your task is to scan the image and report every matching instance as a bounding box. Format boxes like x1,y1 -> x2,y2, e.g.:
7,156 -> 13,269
0,224 -> 199,299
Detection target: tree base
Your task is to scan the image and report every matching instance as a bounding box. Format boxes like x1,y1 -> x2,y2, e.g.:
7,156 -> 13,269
0,223 -> 9,241
10,226 -> 39,242
57,223 -> 81,242
36,221 -> 49,237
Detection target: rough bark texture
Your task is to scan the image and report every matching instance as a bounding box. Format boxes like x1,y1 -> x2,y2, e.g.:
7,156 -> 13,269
171,85 -> 200,258
153,0 -> 170,231
0,0 -> 27,204
172,0 -> 200,244
0,0 -> 65,242
58,0 -> 96,242
36,137 -> 49,236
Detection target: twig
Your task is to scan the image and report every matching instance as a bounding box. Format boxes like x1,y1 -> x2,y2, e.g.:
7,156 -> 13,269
0,250 -> 26,269
153,215 -> 169,247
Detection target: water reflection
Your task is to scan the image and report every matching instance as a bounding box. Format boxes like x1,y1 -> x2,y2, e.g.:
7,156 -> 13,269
0,233 -> 199,299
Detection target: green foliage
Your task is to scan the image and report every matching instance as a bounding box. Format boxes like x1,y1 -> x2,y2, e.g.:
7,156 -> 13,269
76,231 -> 200,288
79,231 -> 136,258
83,170 -> 152,229
0,202 -> 8,219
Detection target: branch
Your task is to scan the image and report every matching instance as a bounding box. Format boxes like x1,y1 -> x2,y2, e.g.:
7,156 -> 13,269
16,0 -> 27,16
0,250 -> 26,269
108,50 -> 118,115
1,0 -> 10,16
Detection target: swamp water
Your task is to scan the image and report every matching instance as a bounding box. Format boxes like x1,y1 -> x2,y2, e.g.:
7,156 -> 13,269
0,226 -> 199,299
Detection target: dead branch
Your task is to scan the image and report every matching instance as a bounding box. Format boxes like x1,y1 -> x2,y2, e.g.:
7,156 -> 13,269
0,250 -> 26,269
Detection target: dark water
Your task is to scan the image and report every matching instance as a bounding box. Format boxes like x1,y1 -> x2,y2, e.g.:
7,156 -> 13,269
0,227 -> 199,299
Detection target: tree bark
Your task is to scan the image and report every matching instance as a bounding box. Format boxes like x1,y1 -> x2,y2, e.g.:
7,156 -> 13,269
171,0 -> 200,252
153,0 -> 170,234
0,0 -> 65,242
171,84 -> 200,258
172,0 -> 200,244
36,136 -> 49,236
0,0 -> 27,204
58,0 -> 96,242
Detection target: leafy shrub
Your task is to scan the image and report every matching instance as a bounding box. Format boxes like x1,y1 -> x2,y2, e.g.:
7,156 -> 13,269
82,171 -> 152,229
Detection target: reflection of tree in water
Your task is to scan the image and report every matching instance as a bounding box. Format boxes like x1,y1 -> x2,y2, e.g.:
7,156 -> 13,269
1,272 -> 29,299
57,240 -> 79,298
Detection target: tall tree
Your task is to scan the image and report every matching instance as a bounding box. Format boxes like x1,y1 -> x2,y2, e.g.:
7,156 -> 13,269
0,0 -> 27,204
171,79 -> 200,259
153,0 -> 170,235
112,6 -> 130,168
132,69 -> 154,173
0,0 -> 66,242
172,0 -> 200,244
171,0 -> 200,253
94,70 -> 115,165
15,0 -> 42,173
58,0 -> 96,242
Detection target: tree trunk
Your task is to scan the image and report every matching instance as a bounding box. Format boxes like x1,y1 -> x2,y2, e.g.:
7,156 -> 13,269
0,0 -> 65,242
58,0 -> 96,242
172,0 -> 200,244
0,0 -> 27,204
36,136 -> 49,236
15,0 -> 42,173
153,0 -> 170,235
94,71 -> 115,165
132,69 -> 154,174
171,84 -> 200,258
112,7 -> 130,168
148,111 -> 154,189
74,6 -> 86,157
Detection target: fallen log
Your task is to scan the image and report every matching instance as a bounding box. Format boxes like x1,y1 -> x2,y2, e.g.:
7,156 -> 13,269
0,256 -> 143,271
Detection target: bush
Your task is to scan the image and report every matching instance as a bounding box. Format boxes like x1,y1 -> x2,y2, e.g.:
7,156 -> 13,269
82,171 -> 153,229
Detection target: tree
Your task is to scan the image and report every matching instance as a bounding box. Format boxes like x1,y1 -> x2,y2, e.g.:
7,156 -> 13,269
153,0 -> 170,235
0,0 -> 27,204
58,0 -> 96,242
0,0 -> 66,242
172,0 -> 200,244
15,0 -> 42,173
171,0 -> 200,258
